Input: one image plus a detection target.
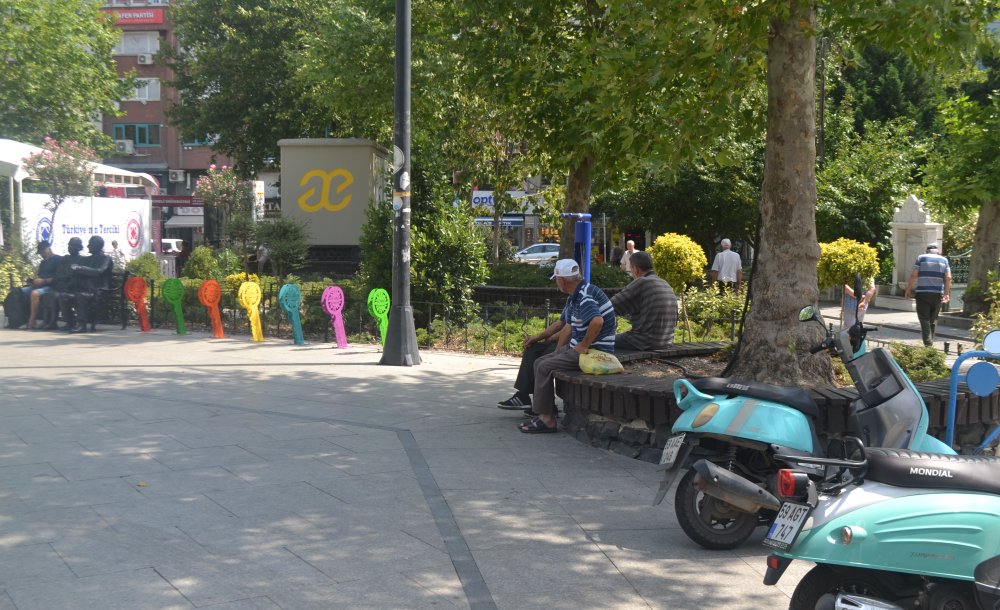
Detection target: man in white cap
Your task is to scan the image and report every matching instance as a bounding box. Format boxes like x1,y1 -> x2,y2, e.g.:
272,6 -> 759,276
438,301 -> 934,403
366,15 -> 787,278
905,243 -> 951,346
519,259 -> 616,433
710,238 -> 742,293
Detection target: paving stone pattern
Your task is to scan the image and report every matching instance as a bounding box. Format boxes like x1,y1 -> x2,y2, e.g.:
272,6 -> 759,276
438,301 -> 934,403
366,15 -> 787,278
0,329 -> 807,609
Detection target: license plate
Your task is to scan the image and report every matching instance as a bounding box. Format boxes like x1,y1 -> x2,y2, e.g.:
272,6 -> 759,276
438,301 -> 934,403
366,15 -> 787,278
659,433 -> 686,467
763,502 -> 810,551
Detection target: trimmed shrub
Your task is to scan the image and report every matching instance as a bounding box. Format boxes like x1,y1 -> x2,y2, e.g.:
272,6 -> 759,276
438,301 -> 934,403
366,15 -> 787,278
817,238 -> 879,289
647,232 -> 708,292
125,252 -> 164,282
888,341 -> 949,382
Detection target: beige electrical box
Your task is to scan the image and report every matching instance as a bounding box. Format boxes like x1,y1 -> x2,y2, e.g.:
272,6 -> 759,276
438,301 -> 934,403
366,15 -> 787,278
278,138 -> 390,246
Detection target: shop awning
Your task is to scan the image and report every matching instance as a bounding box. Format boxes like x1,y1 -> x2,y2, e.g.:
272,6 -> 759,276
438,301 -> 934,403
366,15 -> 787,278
164,215 -> 204,228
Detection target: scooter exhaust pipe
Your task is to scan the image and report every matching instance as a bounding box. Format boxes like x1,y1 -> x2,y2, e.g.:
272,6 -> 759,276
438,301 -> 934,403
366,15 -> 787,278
691,460 -> 781,513
817,592 -> 905,610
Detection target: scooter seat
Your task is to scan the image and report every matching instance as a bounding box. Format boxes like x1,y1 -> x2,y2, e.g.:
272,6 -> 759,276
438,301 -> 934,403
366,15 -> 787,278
865,447 -> 1000,496
691,377 -> 819,419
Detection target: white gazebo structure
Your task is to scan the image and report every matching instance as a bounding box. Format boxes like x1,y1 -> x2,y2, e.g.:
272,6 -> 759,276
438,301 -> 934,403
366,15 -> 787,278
0,138 -> 159,248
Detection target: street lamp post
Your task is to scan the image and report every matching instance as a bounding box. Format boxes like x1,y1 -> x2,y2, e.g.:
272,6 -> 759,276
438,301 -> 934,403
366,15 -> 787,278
380,0 -> 421,366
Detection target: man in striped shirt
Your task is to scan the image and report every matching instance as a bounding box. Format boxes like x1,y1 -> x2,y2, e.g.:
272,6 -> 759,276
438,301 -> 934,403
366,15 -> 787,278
904,243 -> 952,346
520,259 -> 616,433
611,251 -> 677,351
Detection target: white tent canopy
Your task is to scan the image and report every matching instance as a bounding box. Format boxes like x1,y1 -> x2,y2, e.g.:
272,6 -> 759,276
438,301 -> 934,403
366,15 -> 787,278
0,138 -> 159,190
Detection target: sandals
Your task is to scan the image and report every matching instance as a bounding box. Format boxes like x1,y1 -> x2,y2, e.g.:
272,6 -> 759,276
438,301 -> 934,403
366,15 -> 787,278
519,417 -> 557,434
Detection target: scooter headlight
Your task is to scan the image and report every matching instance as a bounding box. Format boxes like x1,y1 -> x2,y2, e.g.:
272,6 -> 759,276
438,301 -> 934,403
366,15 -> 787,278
692,403 -> 719,428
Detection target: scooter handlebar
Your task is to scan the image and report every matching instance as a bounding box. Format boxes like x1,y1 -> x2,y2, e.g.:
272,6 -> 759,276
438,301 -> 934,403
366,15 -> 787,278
810,341 -> 829,354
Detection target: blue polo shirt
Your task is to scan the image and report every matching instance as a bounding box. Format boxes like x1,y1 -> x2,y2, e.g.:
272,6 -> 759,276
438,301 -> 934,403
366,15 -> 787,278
559,282 -> 616,353
913,253 -> 950,294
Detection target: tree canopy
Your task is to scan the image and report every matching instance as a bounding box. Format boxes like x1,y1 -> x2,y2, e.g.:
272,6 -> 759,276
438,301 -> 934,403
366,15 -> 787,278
0,0 -> 132,149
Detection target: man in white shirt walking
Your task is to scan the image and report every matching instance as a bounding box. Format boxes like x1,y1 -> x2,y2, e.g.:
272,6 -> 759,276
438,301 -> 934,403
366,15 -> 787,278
710,238 -> 742,293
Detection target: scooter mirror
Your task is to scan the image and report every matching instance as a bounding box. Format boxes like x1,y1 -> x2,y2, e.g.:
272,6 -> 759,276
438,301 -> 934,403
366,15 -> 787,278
984,330 -> 1000,356
798,305 -> 816,322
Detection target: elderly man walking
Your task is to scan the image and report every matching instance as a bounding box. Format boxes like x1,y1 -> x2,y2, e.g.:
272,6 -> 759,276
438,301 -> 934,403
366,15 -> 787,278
905,243 -> 952,346
710,238 -> 742,292
520,259 -> 616,433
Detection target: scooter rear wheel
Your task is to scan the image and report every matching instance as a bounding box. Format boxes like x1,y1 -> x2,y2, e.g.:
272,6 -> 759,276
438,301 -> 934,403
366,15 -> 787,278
674,468 -> 758,550
790,565 -> 896,610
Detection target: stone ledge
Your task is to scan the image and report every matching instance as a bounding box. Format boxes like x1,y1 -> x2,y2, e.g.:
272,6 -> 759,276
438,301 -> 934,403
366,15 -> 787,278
556,349 -> 1000,461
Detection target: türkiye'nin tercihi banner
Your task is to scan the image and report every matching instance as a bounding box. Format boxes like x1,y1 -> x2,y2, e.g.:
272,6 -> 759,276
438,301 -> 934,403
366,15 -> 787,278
278,139 -> 390,246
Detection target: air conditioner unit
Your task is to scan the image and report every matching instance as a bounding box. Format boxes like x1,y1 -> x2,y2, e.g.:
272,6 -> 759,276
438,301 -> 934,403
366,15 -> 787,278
136,54 -> 153,65
114,140 -> 135,155
168,170 -> 186,183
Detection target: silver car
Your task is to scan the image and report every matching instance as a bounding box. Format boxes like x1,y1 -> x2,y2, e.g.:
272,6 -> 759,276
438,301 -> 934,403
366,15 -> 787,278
514,243 -> 560,264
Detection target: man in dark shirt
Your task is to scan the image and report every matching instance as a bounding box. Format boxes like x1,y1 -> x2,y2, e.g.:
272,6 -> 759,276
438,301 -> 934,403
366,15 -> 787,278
49,237 -> 87,330
66,235 -> 113,333
21,241 -> 61,329
611,251 -> 678,351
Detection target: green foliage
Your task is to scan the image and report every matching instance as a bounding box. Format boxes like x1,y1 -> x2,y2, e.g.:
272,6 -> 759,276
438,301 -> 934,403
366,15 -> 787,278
816,119 -> 917,262
593,139 -> 763,250
125,253 -> 164,282
254,216 -> 310,279
485,260 -> 629,289
0,0 -> 132,149
411,191 -> 489,318
214,248 -> 246,277
180,246 -> 221,280
647,233 -> 708,292
194,165 -> 255,245
888,341 -> 949,382
817,238 -> 880,289
971,272 -> 1000,347
679,285 -> 749,342
165,0 -> 328,173
0,251 -> 34,298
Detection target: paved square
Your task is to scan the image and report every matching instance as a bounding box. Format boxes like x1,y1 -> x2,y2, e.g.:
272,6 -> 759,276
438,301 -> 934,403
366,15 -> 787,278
0,329 -> 805,608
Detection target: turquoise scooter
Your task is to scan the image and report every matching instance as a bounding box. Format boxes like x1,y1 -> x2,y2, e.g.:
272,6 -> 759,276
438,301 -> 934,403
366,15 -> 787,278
653,278 -> 954,550
762,330 -> 1000,610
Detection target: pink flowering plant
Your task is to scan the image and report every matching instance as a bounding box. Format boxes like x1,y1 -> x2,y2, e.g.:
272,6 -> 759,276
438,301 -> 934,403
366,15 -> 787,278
194,164 -> 254,243
22,137 -> 98,230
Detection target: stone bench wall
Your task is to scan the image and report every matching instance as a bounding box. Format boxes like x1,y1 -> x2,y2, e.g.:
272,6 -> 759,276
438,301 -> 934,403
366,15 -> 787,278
554,344 -> 1000,461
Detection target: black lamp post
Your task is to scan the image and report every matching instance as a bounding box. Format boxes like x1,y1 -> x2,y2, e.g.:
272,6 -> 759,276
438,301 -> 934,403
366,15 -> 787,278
380,0 -> 421,366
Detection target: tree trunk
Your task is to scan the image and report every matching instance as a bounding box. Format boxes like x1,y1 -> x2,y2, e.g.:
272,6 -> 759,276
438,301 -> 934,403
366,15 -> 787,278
493,207 -> 502,264
730,1 -> 832,386
561,155 -> 594,259
962,197 -> 1000,316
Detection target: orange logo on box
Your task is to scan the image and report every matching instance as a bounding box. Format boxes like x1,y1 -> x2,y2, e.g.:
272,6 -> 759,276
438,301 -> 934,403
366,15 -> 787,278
297,169 -> 354,212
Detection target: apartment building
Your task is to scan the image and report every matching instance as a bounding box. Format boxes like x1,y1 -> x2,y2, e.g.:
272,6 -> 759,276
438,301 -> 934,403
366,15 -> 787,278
101,1 -> 229,248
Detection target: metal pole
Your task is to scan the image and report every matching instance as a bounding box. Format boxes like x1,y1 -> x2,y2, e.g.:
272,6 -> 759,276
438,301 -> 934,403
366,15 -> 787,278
381,0 -> 421,366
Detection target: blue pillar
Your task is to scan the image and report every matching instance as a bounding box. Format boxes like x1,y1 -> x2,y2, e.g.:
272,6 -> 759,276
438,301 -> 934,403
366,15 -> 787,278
562,213 -> 592,283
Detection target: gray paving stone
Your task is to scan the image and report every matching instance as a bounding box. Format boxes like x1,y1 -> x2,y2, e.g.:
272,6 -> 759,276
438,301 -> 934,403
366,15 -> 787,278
0,332 -> 805,608
4,567 -> 193,610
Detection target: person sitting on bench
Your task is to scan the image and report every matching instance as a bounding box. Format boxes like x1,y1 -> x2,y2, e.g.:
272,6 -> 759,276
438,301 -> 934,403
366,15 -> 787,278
46,237 -> 87,330
65,236 -> 112,333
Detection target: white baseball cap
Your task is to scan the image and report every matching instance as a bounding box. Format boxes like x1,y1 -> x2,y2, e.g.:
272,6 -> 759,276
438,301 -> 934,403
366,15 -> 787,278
550,258 -> 581,280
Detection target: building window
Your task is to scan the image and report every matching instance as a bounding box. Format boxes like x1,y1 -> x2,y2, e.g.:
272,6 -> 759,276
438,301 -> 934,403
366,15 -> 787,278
113,123 -> 161,147
121,78 -> 161,102
114,31 -> 160,55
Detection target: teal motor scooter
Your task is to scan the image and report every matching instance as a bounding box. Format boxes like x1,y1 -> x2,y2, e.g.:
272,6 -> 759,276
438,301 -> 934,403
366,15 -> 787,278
653,277 -> 954,550
762,330 -> 1000,610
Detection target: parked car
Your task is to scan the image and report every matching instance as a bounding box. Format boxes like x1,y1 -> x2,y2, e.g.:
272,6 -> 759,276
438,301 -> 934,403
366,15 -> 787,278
514,243 -> 560,264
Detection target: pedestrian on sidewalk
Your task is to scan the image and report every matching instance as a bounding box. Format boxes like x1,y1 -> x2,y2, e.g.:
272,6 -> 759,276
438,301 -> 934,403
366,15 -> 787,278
904,243 -> 951,346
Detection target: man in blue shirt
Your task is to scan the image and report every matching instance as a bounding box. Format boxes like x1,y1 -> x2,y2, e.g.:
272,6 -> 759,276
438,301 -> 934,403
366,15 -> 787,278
520,259 -> 616,433
904,243 -> 952,346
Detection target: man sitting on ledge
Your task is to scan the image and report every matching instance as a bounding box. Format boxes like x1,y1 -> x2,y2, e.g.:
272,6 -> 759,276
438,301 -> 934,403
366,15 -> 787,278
498,251 -> 676,414
611,251 -> 677,351
519,258 -> 616,434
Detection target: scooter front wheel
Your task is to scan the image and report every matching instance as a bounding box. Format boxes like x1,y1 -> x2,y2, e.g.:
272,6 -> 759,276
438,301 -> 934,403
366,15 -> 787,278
790,565 -> 896,610
674,468 -> 758,550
